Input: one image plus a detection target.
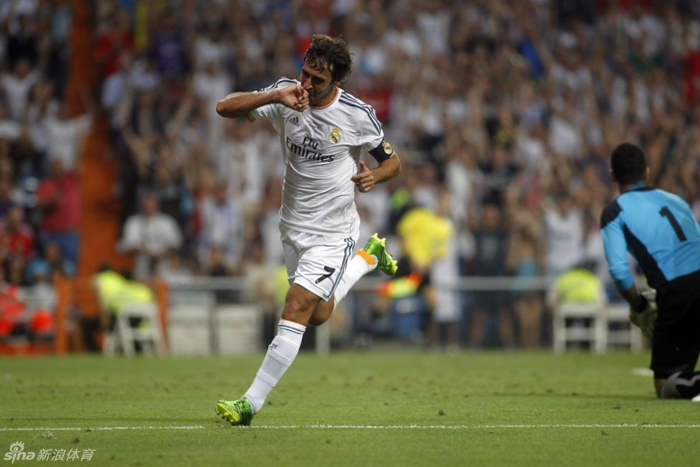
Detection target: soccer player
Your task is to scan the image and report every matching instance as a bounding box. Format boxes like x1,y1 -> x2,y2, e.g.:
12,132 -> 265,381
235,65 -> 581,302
213,35 -> 401,425
600,143 -> 700,399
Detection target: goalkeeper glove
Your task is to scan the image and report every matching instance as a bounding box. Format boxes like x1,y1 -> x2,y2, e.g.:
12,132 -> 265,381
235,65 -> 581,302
629,289 -> 657,339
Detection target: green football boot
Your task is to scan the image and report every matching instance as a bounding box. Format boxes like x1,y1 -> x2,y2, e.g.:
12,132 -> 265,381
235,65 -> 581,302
361,234 -> 398,275
215,398 -> 254,426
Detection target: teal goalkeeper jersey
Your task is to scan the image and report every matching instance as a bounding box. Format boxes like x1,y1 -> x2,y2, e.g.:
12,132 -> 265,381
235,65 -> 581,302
600,185 -> 700,291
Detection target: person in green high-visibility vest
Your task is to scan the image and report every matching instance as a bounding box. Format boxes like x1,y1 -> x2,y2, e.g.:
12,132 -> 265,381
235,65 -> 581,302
547,260 -> 606,351
554,262 -> 605,305
95,265 -> 155,353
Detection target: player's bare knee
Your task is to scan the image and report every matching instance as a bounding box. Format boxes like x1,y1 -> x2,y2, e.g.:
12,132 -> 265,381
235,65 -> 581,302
281,288 -> 318,324
281,300 -> 311,324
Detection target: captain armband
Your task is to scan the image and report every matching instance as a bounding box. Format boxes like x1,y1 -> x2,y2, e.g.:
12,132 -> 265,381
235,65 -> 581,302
368,139 -> 395,163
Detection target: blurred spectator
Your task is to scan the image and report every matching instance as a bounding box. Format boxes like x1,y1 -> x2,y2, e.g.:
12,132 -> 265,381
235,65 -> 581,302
94,11 -> 134,81
479,146 -> 520,208
45,1 -> 71,97
115,109 -> 158,230
6,13 -> 38,69
121,192 -> 183,280
101,50 -> 133,119
44,100 -> 92,171
35,158 -> 80,264
152,9 -> 188,81
4,253 -> 26,286
156,250 -> 193,282
200,245 -> 239,304
0,267 -> 26,339
506,218 -> 545,349
145,146 -> 191,234
192,23 -> 228,72
427,191 -> 460,350
0,103 -> 21,143
543,191 -> 584,276
1,58 -> 39,120
24,260 -> 57,341
468,203 -> 514,349
25,79 -> 59,177
26,240 -> 76,283
221,120 -> 279,209
0,204 -> 34,261
243,236 -> 281,346
198,181 -> 243,271
0,177 -> 17,218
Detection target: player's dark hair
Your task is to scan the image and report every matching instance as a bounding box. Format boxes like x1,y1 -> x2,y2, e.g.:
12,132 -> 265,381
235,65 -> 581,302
303,34 -> 353,83
611,143 -> 647,185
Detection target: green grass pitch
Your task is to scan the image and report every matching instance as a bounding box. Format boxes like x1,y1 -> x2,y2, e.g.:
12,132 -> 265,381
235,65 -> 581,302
0,351 -> 697,466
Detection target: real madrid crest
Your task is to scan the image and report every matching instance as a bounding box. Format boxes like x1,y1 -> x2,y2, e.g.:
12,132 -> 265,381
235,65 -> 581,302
328,127 -> 342,144
382,139 -> 393,155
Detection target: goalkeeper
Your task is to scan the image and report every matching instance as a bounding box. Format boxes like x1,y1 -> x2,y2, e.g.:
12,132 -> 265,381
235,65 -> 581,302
600,143 -> 700,399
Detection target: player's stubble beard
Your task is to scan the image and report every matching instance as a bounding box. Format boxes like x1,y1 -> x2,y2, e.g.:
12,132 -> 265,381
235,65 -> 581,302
309,83 -> 337,107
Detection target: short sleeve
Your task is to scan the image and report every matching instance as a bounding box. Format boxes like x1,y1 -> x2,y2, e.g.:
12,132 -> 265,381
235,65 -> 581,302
249,77 -> 298,123
358,106 -> 385,153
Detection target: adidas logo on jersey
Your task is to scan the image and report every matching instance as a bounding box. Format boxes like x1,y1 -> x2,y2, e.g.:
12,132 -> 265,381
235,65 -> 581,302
289,116 -> 300,126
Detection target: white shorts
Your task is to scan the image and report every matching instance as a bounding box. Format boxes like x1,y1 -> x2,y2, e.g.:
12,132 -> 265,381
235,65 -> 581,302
281,226 -> 359,301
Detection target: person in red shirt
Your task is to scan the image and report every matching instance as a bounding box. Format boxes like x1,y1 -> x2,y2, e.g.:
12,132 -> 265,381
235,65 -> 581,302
0,267 -> 25,338
0,205 -> 34,261
35,158 -> 81,264
94,12 -> 134,80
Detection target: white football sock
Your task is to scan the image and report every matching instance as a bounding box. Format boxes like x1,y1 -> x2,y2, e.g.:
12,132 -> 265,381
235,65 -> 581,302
243,319 -> 305,413
332,252 -> 377,305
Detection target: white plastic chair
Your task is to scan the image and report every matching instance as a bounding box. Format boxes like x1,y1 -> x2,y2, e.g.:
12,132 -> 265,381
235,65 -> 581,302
109,303 -> 164,356
603,303 -> 643,352
553,301 -> 607,353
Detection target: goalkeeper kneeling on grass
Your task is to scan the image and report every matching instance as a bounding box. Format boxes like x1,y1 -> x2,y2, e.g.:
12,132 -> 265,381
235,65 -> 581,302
600,143 -> 700,399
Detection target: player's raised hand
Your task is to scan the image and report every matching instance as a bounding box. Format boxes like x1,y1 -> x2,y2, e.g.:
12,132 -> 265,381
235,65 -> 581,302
295,86 -> 309,110
277,85 -> 309,112
351,161 -> 375,193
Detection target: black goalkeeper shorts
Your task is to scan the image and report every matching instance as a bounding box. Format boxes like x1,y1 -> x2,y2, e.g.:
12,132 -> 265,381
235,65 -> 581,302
651,270 -> 700,379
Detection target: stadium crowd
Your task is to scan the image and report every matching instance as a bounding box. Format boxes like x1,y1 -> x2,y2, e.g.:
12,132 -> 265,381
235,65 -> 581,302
0,0 -> 699,347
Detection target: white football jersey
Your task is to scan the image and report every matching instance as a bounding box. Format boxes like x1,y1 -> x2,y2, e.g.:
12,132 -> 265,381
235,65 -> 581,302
251,77 -> 387,236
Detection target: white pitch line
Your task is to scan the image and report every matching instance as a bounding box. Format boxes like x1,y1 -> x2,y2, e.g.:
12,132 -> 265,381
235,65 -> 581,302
2,424 -> 700,432
248,424 -> 700,430
632,368 -> 654,377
